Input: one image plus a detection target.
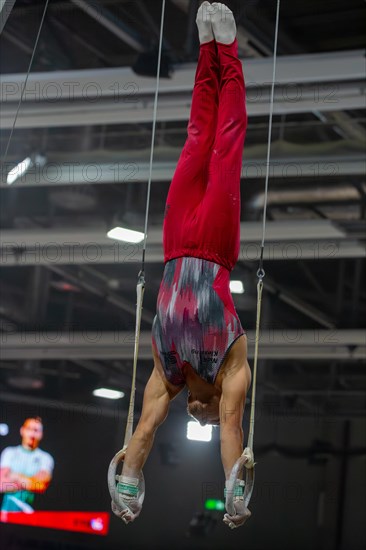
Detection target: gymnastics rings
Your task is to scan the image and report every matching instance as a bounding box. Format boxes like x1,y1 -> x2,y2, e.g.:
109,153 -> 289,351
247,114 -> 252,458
225,447 -> 255,517
107,446 -> 145,518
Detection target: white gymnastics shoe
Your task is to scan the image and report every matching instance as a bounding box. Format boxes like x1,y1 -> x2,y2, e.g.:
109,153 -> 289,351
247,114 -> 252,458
211,2 -> 237,44
196,1 -> 215,44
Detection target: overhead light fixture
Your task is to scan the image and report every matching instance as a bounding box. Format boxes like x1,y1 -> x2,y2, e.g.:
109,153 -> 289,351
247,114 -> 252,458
93,388 -> 125,400
230,280 -> 244,294
186,421 -> 212,442
6,153 -> 46,185
107,226 -> 144,244
7,157 -> 32,185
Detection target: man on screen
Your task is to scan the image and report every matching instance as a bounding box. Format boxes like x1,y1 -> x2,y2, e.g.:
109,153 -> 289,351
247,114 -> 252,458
0,417 -> 54,512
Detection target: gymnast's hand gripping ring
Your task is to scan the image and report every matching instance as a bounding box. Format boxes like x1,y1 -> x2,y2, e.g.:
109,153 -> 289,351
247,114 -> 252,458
225,447 -> 255,517
107,446 -> 145,518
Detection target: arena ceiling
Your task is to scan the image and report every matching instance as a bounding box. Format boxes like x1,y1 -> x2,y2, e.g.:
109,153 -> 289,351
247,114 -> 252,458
0,0 -> 365,421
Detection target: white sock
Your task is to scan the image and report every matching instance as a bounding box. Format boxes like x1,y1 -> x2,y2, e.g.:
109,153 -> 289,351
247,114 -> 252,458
196,1 -> 214,44
211,2 -> 236,44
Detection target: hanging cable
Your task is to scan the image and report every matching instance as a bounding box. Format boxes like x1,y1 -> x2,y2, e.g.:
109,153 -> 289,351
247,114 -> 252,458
256,0 -> 280,282
123,0 -> 166,451
121,0 -> 167,446
140,0 -> 167,276
225,0 -> 281,522
248,0 -> 280,452
108,0 -> 166,516
2,0 -> 50,165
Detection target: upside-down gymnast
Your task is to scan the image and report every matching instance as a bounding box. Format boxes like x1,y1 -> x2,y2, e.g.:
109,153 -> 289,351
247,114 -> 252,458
116,2 -> 251,529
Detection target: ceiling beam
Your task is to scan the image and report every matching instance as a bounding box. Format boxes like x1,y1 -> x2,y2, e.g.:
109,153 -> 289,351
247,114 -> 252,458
72,358 -> 146,393
1,50 -> 362,95
1,84 -> 363,129
314,111 -> 366,143
242,3 -> 302,55
45,264 -> 155,323
1,330 -> 364,361
48,15 -> 111,66
1,24 -> 52,67
1,240 -> 363,266
2,28 -> 33,54
0,391 -> 129,419
40,15 -> 76,70
1,219 -> 346,245
0,0 -> 16,34
1,156 -> 365,187
70,0 -> 148,53
1,220 -> 364,266
135,0 -> 175,59
261,274 -> 336,329
0,50 -> 364,128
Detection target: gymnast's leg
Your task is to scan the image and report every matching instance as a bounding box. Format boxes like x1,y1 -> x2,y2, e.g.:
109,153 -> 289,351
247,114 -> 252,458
200,4 -> 247,269
163,2 -> 220,256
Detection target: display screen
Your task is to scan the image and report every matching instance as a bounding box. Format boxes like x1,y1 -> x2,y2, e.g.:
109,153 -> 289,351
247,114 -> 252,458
0,401 -> 121,538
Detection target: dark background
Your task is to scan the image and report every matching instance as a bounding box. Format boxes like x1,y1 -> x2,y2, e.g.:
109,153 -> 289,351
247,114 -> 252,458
1,401 -> 365,549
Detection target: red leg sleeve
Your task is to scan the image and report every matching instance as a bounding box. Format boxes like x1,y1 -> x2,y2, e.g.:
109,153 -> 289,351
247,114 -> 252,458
200,39 -> 247,270
164,39 -> 247,272
163,40 -> 219,252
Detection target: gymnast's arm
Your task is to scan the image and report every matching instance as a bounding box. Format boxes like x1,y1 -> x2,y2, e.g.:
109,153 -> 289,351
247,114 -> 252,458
122,365 -> 183,478
219,362 -> 251,480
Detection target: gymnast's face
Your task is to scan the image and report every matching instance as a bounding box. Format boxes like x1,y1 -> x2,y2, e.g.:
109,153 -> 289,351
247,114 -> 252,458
187,396 -> 220,426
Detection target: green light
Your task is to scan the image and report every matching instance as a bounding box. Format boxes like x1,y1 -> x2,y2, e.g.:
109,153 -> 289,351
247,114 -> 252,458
204,499 -> 225,511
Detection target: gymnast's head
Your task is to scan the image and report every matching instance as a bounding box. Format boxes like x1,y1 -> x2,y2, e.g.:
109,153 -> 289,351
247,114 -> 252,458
187,395 -> 220,426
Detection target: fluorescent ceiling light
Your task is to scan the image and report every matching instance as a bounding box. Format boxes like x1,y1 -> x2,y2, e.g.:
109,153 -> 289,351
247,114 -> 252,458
7,157 -> 32,185
107,226 -> 144,243
230,280 -> 244,294
186,421 -> 212,442
93,388 -> 125,400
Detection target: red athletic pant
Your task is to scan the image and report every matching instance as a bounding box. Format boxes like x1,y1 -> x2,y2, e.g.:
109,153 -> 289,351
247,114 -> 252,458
163,38 -> 247,272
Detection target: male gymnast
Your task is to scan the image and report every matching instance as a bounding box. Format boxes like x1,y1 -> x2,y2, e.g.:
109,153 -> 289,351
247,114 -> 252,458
116,1 -> 251,529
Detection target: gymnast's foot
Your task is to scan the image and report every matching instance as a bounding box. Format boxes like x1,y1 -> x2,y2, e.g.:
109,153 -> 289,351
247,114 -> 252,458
211,2 -> 237,44
196,1 -> 214,44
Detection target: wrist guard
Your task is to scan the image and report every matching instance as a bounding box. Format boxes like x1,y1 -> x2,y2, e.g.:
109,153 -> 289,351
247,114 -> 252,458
224,478 -> 245,501
117,475 -> 139,500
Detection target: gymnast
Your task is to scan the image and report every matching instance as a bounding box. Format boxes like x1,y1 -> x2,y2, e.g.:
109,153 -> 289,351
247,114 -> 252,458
116,1 -> 251,529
